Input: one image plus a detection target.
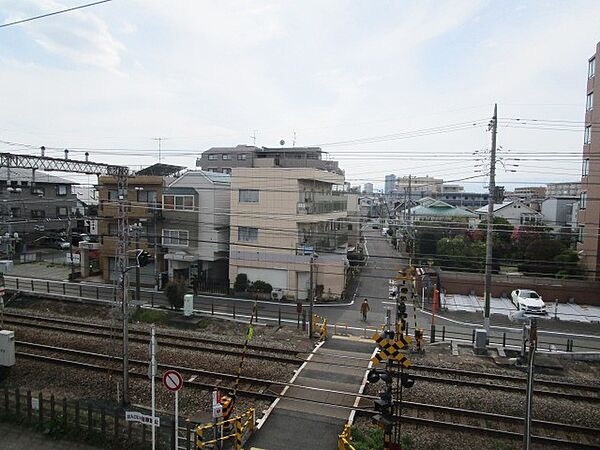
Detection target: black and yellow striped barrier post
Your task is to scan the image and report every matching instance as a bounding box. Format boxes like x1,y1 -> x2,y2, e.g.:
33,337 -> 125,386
338,423 -> 355,450
195,425 -> 204,449
234,417 -> 243,449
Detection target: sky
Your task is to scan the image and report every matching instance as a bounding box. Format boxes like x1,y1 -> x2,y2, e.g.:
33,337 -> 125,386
1,0 -> 599,191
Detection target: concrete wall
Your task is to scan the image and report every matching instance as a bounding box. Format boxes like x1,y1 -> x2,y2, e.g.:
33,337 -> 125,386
439,270 -> 600,305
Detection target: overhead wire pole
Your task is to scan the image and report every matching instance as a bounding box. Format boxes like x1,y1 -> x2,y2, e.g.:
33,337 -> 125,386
483,104 -> 498,333
0,151 -> 131,404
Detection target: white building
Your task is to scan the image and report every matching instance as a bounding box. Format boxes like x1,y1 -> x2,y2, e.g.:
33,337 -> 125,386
475,200 -> 544,226
161,170 -> 231,285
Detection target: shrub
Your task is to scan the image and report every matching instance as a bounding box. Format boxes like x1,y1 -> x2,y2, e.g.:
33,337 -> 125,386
164,281 -> 185,309
234,273 -> 249,292
252,280 -> 273,293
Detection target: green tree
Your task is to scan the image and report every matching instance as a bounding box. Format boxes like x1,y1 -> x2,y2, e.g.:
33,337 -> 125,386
234,273 -> 249,292
436,236 -> 485,271
164,280 -> 185,309
521,238 -> 566,275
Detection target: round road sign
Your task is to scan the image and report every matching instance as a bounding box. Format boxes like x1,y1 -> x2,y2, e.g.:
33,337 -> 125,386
162,370 -> 183,392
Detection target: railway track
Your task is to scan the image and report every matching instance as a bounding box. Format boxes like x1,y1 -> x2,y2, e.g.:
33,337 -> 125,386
3,311 -> 303,364
13,341 -> 600,448
6,311 -> 598,403
15,341 -> 281,400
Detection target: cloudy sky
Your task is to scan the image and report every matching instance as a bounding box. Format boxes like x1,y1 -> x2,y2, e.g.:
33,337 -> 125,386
1,0 -> 599,191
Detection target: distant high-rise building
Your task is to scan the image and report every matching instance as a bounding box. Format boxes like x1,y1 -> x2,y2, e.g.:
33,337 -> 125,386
395,176 -> 443,197
578,41 -> 599,279
363,183 -> 373,194
546,182 -> 580,198
384,174 -> 396,195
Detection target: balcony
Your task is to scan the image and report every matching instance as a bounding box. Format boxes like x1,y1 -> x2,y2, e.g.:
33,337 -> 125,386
297,232 -> 348,254
297,199 -> 347,215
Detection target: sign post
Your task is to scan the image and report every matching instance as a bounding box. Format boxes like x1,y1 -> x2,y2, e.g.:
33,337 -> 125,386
149,325 -> 157,450
163,369 -> 183,450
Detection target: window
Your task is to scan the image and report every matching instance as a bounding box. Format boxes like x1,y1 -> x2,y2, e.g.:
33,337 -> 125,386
56,207 -> 69,217
578,225 -> 585,243
580,191 -> 587,209
163,195 -> 194,210
57,185 -> 69,196
162,229 -> 189,246
31,210 -> 45,219
10,207 -> 20,218
31,186 -> 45,197
222,168 -> 232,174
237,153 -> 247,161
589,57 -> 596,79
222,154 -> 232,160
239,189 -> 259,203
108,223 -> 118,235
586,92 -> 594,111
207,154 -> 218,160
137,190 -> 157,204
238,226 -> 258,242
582,158 -> 590,177
108,190 -> 119,201
584,125 -> 592,144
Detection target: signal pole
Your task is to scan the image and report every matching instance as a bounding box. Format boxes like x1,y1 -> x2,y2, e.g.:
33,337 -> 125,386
483,104 -> 498,333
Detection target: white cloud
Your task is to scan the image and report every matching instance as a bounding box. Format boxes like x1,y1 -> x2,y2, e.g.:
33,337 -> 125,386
3,0 -> 125,70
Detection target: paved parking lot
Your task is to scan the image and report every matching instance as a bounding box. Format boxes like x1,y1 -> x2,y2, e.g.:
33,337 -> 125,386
443,294 -> 600,323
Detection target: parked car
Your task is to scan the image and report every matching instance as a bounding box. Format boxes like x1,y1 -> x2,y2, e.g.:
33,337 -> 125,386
510,289 -> 546,314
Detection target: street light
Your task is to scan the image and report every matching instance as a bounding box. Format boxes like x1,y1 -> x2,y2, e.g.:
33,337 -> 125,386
308,252 -> 319,338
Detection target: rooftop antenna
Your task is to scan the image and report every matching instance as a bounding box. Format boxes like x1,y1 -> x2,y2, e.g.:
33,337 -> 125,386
293,131 -> 297,147
152,137 -> 167,162
251,130 -> 258,145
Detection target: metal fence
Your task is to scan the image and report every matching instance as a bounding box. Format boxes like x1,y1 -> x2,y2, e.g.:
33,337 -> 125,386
0,387 -> 199,449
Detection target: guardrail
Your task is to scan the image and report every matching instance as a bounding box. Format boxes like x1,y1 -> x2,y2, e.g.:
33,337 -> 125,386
196,408 -> 255,449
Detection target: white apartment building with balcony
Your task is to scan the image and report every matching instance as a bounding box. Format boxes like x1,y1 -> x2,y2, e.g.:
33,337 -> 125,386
229,167 -> 348,301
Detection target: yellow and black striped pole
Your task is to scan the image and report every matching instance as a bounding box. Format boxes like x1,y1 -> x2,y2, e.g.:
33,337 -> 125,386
232,302 -> 258,405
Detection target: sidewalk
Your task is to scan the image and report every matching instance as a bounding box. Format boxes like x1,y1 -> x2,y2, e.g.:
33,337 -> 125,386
0,422 -> 99,449
247,336 -> 374,450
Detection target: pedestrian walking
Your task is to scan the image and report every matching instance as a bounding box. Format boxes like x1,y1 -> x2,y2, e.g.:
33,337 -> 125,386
361,298 -> 370,322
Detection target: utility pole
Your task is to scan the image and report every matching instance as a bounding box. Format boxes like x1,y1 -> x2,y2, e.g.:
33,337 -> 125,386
117,171 -> 131,406
135,224 -> 141,302
524,318 -> 537,450
150,325 -> 157,450
483,104 -> 498,333
67,210 -> 75,279
153,207 -> 159,296
308,254 -> 315,338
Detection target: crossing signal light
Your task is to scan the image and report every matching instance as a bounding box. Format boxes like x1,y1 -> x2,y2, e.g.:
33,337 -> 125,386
372,390 -> 394,428
367,368 -> 392,384
222,395 -> 234,420
136,250 -> 152,267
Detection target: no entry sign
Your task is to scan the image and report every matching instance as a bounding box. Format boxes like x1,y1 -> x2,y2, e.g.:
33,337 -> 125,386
162,370 -> 183,392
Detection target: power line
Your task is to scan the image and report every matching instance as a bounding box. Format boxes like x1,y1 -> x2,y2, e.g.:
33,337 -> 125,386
0,0 -> 113,29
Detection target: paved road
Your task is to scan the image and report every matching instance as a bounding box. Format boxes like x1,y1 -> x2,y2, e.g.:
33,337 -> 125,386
247,337 -> 373,450
5,232 -> 600,352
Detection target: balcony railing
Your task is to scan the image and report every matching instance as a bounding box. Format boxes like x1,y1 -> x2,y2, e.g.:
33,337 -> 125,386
297,200 -> 347,215
297,233 -> 348,253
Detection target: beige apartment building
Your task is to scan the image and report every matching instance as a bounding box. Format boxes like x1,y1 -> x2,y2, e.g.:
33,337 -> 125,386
229,167 -> 348,301
578,42 -> 599,279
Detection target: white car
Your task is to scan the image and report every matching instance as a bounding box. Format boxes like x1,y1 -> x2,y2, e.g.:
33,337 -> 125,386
510,289 -> 546,314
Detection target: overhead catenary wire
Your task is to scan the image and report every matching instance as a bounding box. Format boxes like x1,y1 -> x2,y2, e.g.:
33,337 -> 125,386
0,0 -> 113,29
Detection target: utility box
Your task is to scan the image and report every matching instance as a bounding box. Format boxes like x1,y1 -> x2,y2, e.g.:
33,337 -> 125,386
0,330 -> 15,367
473,328 -> 488,355
183,294 -> 194,317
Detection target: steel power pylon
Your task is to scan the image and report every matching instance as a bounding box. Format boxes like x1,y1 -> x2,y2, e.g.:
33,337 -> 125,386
0,151 -> 132,404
